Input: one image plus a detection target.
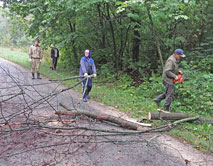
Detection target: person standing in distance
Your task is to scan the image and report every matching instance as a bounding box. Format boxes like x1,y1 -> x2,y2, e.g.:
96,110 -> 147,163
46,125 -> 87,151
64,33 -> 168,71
29,39 -> 42,79
79,49 -> 97,102
153,49 -> 186,112
51,47 -> 59,70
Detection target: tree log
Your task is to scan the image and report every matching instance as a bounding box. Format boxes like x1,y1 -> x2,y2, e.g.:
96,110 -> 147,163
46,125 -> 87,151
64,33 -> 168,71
148,112 -> 213,124
58,104 -> 151,130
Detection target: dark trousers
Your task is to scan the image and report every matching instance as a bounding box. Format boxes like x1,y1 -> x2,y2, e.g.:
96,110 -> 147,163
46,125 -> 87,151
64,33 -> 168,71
82,85 -> 92,98
82,79 -> 92,98
163,81 -> 175,111
52,57 -> 58,70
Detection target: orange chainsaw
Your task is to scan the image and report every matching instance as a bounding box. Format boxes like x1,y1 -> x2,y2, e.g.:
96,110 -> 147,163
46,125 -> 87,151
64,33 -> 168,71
174,73 -> 185,83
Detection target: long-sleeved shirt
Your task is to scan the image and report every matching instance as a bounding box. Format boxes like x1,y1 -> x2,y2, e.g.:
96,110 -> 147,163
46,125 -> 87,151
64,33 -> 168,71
79,56 -> 96,80
51,48 -> 59,58
162,55 -> 179,85
29,45 -> 42,59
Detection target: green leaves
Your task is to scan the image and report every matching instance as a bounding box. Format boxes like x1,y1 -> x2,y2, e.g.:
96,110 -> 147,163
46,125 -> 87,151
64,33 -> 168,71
174,15 -> 189,20
0,0 -> 212,83
202,123 -> 212,132
174,65 -> 213,116
175,36 -> 186,43
127,13 -> 140,20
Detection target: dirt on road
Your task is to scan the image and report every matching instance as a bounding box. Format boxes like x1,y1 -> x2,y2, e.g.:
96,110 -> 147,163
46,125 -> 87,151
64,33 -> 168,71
0,58 -> 212,166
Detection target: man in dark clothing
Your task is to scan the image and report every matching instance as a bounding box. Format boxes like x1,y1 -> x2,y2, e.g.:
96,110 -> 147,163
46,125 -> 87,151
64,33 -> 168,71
79,49 -> 97,102
51,47 -> 59,70
153,49 -> 185,112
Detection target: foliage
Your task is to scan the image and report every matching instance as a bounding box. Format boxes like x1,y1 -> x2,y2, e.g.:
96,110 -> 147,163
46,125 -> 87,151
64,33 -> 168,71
0,0 -> 212,154
174,71 -> 213,116
0,0 -> 212,79
0,8 -> 32,48
170,122 -> 213,153
0,47 -> 212,153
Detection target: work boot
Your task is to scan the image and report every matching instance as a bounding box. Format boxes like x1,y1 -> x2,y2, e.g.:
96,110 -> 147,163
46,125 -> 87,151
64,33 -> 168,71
164,105 -> 170,113
153,94 -> 165,106
32,73 -> 35,79
37,73 -> 42,79
86,86 -> 92,99
83,98 -> 87,102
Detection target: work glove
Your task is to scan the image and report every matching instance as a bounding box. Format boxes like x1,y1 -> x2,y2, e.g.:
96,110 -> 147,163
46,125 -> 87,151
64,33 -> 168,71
175,75 -> 179,80
84,73 -> 88,78
29,59 -> 32,62
93,74 -> 97,78
179,70 -> 184,74
40,59 -> 42,63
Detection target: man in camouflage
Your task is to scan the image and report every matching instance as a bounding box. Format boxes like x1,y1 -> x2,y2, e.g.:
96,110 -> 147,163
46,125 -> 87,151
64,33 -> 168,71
153,49 -> 185,112
29,39 -> 42,79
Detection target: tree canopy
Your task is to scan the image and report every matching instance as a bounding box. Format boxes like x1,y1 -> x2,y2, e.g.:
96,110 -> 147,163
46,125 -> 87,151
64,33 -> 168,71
0,0 -> 212,78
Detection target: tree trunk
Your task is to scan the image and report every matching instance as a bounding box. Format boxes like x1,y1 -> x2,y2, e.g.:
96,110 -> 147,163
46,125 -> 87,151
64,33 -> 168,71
146,3 -> 164,69
198,4 -> 208,46
131,16 -> 140,62
68,21 -> 78,66
132,28 -> 140,62
97,4 -> 106,49
58,103 -> 151,130
148,112 -> 213,124
106,3 -> 118,77
119,24 -> 130,69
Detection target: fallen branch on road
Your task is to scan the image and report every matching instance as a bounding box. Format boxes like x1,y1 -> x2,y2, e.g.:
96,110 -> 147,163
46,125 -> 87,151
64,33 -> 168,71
59,103 -> 152,130
1,91 -> 24,102
0,119 -> 75,127
49,75 -> 84,82
39,116 -> 199,135
4,78 -> 87,122
148,112 -> 213,124
49,74 -> 95,82
0,116 -> 199,135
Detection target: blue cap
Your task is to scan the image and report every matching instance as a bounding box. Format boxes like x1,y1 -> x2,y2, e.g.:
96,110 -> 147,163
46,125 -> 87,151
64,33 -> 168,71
174,49 -> 185,57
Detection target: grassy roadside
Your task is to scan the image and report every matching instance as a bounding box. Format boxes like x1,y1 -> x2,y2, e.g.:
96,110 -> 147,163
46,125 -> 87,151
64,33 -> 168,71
0,47 -> 158,118
0,47 -> 212,154
0,47 -> 82,91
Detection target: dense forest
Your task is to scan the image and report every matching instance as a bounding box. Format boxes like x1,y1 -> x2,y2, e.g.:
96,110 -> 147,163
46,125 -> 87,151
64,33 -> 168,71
0,0 -> 212,79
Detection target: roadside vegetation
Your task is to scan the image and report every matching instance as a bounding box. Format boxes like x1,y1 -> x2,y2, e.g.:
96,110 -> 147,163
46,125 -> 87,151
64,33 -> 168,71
0,47 -> 212,153
0,0 -> 212,154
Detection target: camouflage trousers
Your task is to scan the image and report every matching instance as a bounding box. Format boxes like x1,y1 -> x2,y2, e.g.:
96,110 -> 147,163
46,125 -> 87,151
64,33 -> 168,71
31,58 -> 41,74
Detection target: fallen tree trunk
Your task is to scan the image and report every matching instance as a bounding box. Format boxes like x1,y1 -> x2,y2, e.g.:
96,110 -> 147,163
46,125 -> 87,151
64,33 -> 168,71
58,103 -> 151,130
148,112 -> 213,124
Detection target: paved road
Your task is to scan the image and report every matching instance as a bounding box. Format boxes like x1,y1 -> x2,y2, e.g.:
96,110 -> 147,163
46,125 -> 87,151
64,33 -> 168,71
0,58 -> 212,166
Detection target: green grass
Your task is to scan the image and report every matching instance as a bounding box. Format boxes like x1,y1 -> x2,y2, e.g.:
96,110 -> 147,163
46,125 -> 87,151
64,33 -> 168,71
169,123 -> 213,153
0,47 -> 158,118
0,47 -> 212,154
0,47 -> 82,91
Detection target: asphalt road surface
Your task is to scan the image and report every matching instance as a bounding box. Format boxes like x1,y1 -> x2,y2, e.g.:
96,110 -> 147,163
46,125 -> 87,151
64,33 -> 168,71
0,58 -> 212,166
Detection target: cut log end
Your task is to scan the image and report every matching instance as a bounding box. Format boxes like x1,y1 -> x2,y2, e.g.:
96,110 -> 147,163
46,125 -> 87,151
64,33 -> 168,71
148,112 -> 213,124
148,112 -> 152,120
